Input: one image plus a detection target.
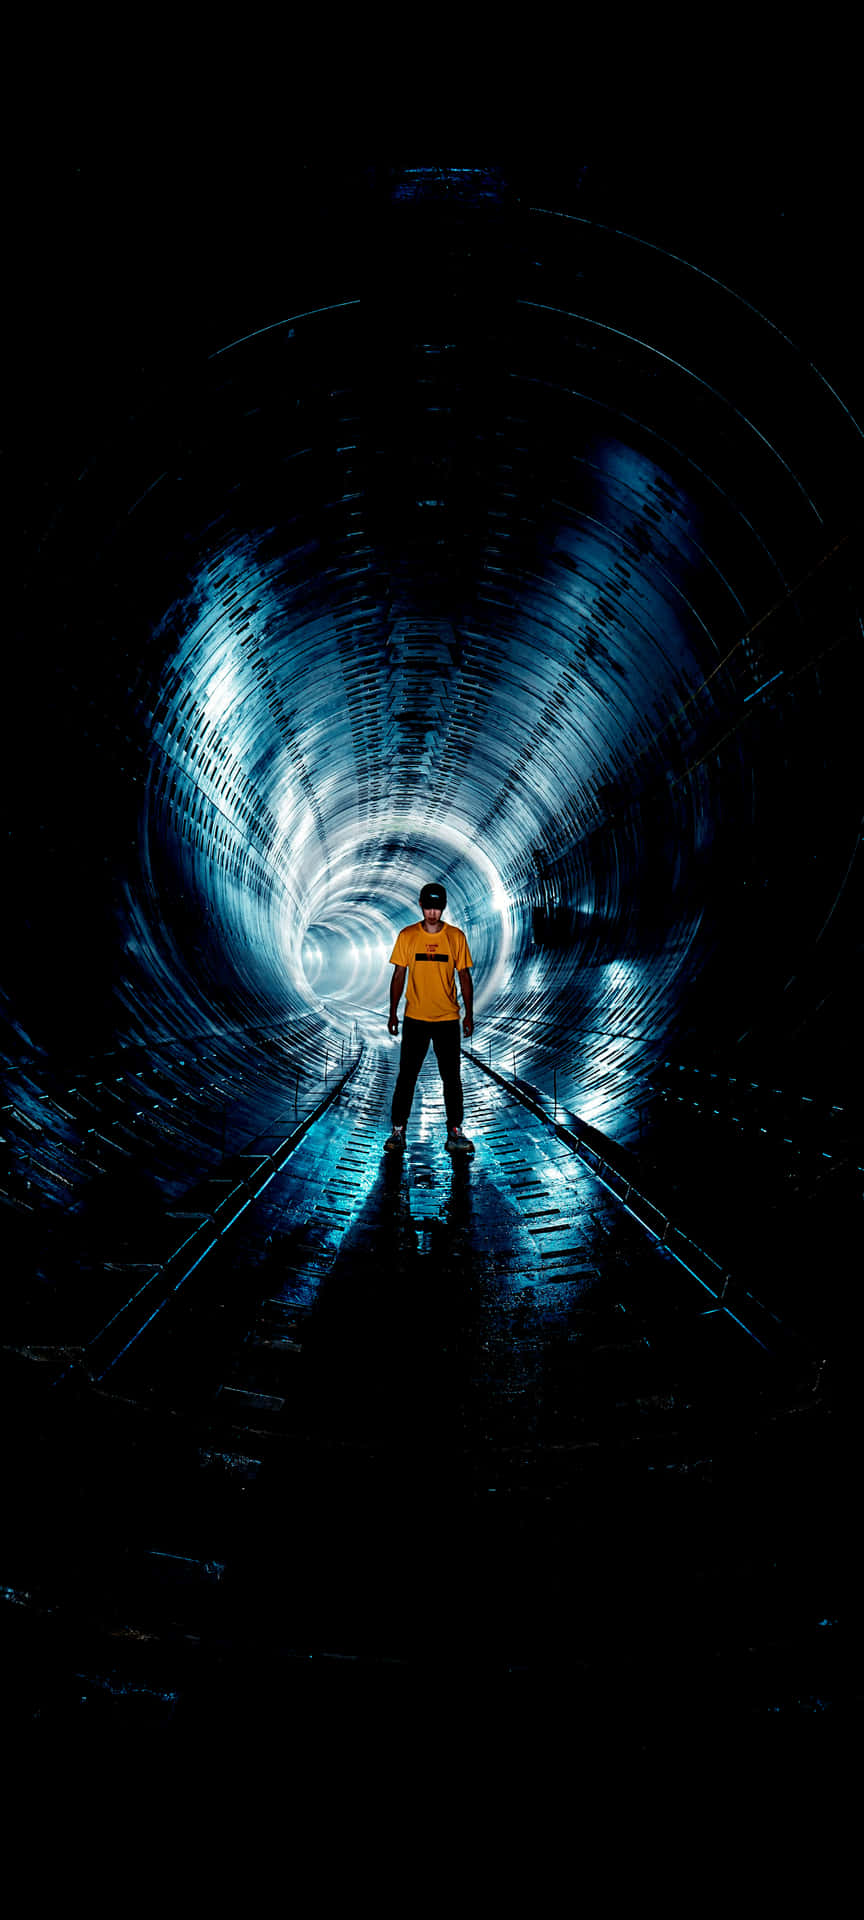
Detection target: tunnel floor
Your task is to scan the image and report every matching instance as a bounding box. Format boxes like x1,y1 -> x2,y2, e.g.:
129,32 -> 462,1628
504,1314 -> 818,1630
2,1050 -> 848,1745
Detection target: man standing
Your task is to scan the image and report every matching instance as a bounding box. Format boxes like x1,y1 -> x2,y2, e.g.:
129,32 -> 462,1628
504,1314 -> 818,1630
385,882 -> 475,1153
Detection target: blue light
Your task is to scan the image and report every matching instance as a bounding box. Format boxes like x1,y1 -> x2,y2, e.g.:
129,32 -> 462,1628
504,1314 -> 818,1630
743,670 -> 784,704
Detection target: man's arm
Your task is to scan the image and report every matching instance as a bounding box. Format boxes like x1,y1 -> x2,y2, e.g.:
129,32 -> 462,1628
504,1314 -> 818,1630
388,965 -> 407,1034
458,968 -> 474,1038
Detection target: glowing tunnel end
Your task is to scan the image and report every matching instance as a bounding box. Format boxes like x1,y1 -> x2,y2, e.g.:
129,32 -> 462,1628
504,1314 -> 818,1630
277,814 -> 514,1047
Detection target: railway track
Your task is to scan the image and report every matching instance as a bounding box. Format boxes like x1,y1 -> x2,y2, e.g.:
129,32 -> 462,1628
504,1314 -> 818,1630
2,1046 -> 842,1733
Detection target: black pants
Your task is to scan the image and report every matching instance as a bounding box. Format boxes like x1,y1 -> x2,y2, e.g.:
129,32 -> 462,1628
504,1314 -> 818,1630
391,1018 -> 464,1129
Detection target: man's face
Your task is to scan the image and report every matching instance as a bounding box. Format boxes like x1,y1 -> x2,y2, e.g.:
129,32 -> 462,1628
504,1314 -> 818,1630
420,902 -> 443,929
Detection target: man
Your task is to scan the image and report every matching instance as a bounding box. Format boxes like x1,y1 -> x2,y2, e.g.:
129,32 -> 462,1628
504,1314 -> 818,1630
385,882 -> 475,1153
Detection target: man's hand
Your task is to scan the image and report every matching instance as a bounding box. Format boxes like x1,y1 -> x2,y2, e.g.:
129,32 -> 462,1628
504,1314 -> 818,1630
389,964 -> 406,1037
458,967 -> 474,1041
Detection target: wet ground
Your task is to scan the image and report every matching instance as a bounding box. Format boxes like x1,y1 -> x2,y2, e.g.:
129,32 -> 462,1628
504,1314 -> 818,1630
1,1052 -> 850,1747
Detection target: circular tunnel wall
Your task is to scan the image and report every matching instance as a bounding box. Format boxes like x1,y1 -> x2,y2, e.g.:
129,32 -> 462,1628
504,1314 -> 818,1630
4,160 -> 863,1169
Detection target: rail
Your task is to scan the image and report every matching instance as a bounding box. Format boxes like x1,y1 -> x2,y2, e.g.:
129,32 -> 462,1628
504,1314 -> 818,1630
465,1048 -> 809,1363
51,1048 -> 364,1390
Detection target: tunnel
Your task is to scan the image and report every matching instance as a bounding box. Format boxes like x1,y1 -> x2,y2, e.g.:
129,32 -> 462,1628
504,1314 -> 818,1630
2,157 -> 861,1748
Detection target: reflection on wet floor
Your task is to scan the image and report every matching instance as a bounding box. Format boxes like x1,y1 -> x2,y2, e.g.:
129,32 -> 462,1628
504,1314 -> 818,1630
203,1052 -> 767,1470
208,1058 -> 627,1442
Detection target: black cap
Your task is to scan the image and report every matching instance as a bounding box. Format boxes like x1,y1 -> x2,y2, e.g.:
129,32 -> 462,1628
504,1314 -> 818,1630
419,882 -> 447,908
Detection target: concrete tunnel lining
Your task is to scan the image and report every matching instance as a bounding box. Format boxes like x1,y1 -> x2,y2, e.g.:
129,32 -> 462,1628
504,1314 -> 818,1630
6,162 -> 861,1157
1,159 -> 862,1730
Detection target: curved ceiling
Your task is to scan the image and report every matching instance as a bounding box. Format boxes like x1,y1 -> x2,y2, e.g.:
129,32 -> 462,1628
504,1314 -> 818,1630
4,160 -> 863,1156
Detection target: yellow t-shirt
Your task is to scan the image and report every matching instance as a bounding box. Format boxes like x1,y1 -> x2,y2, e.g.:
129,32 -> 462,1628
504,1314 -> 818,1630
389,921 -> 473,1022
